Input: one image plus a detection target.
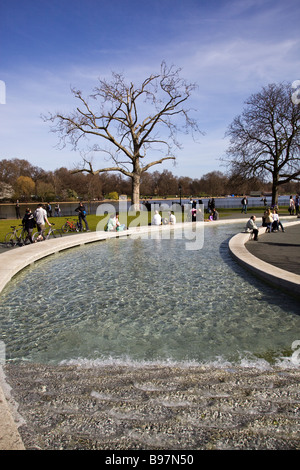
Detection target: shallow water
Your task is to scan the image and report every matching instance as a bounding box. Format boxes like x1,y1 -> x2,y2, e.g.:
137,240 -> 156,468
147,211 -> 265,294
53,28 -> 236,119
0,223 -> 299,366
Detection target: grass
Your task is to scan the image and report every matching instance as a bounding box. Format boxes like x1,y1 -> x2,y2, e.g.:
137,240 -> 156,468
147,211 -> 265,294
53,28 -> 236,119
0,206 -> 293,243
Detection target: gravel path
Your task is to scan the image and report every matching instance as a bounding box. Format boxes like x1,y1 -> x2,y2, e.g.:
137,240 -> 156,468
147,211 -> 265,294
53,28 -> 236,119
4,362 -> 300,450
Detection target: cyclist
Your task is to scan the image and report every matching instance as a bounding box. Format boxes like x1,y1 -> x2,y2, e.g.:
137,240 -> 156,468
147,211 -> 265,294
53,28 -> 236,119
75,202 -> 90,232
34,204 -> 51,240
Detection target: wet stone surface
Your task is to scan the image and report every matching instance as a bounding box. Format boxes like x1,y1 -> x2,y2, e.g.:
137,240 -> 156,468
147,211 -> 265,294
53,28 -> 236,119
4,362 -> 300,450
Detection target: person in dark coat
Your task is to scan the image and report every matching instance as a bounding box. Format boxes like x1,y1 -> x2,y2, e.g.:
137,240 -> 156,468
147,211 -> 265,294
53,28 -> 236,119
22,208 -> 36,243
75,202 -> 90,232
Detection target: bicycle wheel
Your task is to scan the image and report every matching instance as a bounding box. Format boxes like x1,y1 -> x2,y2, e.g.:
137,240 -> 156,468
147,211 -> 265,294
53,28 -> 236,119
48,229 -> 62,238
61,223 -> 69,233
4,232 -> 16,248
16,229 -> 26,246
32,231 -> 44,242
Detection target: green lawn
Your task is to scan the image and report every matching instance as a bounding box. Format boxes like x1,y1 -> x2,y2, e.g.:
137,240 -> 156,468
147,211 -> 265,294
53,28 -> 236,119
0,206 -> 292,243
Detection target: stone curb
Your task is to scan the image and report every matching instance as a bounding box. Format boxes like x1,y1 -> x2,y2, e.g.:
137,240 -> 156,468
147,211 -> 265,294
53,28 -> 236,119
229,220 -> 300,297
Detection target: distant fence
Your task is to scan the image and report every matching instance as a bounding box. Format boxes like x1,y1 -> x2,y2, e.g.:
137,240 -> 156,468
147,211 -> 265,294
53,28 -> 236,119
0,196 -> 292,219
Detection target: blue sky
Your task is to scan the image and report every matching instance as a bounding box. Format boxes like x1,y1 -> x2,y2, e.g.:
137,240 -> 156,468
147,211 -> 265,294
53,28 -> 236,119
0,0 -> 299,179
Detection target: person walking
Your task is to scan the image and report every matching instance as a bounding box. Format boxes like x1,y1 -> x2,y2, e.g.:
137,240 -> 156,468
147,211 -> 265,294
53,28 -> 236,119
34,204 -> 51,240
22,208 -> 36,243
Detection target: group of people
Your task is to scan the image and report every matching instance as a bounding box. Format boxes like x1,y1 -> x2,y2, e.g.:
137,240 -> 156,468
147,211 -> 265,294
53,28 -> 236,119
22,204 -> 52,243
246,207 -> 285,241
21,201 -> 90,243
262,208 -> 285,232
44,203 -> 61,217
151,210 -> 176,226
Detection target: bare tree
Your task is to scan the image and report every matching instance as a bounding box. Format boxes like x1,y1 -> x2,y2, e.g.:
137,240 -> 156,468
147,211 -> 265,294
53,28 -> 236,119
44,62 -> 201,207
225,82 -> 300,204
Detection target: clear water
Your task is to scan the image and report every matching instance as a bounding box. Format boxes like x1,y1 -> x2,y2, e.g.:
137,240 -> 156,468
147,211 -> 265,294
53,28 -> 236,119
0,223 -> 299,366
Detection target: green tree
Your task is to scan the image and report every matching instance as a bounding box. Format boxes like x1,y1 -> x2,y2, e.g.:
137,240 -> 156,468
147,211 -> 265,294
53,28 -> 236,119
15,176 -> 35,200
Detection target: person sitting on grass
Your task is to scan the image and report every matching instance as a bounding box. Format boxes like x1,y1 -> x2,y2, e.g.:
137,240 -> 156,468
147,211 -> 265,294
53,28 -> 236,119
115,212 -> 126,231
106,214 -> 117,231
169,211 -> 176,225
209,208 -> 219,221
152,210 -> 162,226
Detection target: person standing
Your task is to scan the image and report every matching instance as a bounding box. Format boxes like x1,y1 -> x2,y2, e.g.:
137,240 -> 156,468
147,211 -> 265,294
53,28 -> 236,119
15,200 -> 21,219
47,203 -> 52,217
295,195 -> 299,216
34,204 -> 51,240
241,196 -> 248,213
289,196 -> 295,215
75,202 -> 90,232
54,203 -> 61,217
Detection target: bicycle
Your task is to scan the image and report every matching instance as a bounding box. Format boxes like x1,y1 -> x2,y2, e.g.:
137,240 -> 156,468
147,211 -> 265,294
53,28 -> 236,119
61,218 -> 79,233
32,223 -> 63,242
4,225 -> 27,247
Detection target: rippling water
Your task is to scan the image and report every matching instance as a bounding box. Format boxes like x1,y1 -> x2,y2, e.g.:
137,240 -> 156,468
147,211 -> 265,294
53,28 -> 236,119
0,222 -> 300,366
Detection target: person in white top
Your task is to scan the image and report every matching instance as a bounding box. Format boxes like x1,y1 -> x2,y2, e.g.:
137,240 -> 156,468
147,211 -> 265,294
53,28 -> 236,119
34,204 -> 51,239
169,211 -> 176,224
289,196 -> 295,215
245,215 -> 258,240
152,210 -> 162,226
272,209 -> 285,232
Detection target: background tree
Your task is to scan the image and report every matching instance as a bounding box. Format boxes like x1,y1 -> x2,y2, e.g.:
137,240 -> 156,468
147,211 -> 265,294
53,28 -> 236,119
36,181 -> 55,201
44,62 -> 201,207
225,82 -> 300,204
199,171 -> 228,196
15,176 -> 35,201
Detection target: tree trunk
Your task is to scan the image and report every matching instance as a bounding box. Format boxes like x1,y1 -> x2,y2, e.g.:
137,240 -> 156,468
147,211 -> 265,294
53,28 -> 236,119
131,173 -> 141,209
272,174 -> 279,206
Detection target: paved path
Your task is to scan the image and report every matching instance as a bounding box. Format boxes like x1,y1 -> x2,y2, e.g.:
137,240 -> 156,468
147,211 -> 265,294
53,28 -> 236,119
245,220 -> 300,275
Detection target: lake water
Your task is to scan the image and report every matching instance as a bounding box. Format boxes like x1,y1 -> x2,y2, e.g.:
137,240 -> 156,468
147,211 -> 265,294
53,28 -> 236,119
0,222 -> 299,367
